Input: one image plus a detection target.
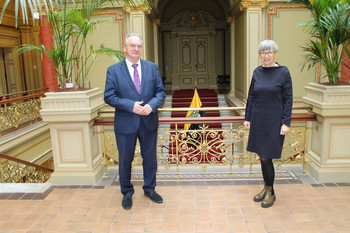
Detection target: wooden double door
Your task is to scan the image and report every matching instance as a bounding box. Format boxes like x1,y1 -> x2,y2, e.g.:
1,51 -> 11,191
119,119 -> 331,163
179,35 -> 209,89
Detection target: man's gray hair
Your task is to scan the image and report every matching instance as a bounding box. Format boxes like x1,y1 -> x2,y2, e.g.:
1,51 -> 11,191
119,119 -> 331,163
258,40 -> 279,53
124,33 -> 144,46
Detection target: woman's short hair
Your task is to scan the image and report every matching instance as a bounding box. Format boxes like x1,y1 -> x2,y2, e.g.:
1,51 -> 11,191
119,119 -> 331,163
124,33 -> 144,46
258,40 -> 279,53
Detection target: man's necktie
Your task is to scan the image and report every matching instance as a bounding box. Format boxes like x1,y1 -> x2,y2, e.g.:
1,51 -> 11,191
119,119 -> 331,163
132,64 -> 141,93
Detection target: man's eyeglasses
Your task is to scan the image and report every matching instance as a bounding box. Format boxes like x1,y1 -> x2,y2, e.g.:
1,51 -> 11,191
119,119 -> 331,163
260,51 -> 274,56
129,44 -> 143,49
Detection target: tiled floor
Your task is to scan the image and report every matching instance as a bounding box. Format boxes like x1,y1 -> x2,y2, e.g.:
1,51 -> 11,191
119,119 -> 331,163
1,167 -> 350,233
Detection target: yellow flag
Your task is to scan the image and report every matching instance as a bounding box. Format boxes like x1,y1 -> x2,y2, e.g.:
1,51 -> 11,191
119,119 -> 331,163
184,89 -> 202,130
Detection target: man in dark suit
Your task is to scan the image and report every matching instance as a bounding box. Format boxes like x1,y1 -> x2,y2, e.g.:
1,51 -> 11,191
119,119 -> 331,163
104,33 -> 166,210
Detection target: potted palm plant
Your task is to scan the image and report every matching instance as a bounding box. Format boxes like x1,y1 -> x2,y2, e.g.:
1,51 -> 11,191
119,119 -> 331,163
289,0 -> 350,85
289,0 -> 350,183
0,0 -> 150,185
2,0 -> 127,89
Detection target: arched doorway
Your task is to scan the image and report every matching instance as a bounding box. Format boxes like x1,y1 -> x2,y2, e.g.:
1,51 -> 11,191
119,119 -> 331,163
157,0 -> 230,91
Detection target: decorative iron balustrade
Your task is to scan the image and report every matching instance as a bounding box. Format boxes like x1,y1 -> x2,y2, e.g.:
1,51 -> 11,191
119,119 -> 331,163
94,107 -> 316,175
0,91 -> 46,135
0,153 -> 53,183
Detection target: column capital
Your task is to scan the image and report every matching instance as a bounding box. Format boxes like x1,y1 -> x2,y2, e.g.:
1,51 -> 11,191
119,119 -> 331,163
153,18 -> 160,25
227,16 -> 236,23
18,24 -> 32,31
123,4 -> 151,15
240,0 -> 269,11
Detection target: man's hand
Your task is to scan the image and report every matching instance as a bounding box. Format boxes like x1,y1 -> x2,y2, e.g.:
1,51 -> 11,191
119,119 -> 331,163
280,124 -> 290,135
140,104 -> 152,116
132,101 -> 144,115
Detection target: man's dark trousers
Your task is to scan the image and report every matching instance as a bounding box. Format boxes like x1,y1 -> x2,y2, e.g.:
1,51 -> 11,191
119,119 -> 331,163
116,119 -> 158,197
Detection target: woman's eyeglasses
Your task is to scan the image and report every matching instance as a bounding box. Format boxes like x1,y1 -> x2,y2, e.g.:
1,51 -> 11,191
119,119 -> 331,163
260,51 -> 274,56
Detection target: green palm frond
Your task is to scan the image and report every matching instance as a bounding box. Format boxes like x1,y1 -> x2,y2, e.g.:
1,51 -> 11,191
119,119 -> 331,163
289,0 -> 350,84
91,44 -> 124,62
0,0 -> 148,88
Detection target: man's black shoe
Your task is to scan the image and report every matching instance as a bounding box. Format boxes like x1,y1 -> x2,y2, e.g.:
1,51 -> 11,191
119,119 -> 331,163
144,191 -> 163,203
122,196 -> 132,210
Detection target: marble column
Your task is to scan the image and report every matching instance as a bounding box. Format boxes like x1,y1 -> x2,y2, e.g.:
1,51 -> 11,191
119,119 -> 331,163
40,15 -> 58,91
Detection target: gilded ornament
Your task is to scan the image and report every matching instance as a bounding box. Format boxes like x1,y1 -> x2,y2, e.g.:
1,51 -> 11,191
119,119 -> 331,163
240,0 -> 269,11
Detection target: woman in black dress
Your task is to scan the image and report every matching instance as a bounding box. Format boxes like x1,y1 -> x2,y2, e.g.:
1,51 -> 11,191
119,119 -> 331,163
244,40 -> 293,208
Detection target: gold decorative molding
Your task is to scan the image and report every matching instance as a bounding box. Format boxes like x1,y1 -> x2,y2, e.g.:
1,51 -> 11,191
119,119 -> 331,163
267,5 -> 306,39
95,11 -> 125,50
227,16 -> 236,23
123,4 -> 152,15
153,18 -> 160,25
240,0 -> 269,11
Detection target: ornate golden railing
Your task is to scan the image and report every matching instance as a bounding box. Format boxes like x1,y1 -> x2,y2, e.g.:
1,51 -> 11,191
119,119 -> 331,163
0,90 -> 46,136
94,107 -> 317,175
0,152 -> 53,183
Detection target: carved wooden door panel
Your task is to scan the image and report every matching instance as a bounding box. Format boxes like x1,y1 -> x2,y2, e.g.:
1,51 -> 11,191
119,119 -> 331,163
179,35 -> 208,89
0,48 -> 22,94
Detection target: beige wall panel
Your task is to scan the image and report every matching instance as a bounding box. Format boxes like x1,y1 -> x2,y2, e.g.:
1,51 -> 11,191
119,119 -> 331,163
57,129 -> 86,163
86,14 -> 124,91
269,7 -> 316,99
310,121 -> 322,158
235,15 -> 246,98
329,124 -> 350,158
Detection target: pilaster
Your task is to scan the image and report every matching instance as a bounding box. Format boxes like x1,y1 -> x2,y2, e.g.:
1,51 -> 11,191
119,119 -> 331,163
240,0 -> 268,98
170,33 -> 180,90
227,16 -> 236,96
123,4 -> 151,60
153,18 -> 160,65
18,24 -> 36,91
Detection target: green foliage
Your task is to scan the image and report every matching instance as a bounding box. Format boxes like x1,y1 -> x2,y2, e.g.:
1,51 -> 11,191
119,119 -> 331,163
1,0 -> 150,89
289,0 -> 350,84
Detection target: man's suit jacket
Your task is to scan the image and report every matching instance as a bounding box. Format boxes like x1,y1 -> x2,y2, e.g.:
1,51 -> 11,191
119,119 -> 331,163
104,59 -> 166,134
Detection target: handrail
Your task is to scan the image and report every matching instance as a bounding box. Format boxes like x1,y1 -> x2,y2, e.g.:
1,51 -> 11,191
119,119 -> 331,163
0,92 -> 46,105
0,87 -> 48,99
97,105 -> 313,115
0,152 -> 54,173
94,114 -> 317,126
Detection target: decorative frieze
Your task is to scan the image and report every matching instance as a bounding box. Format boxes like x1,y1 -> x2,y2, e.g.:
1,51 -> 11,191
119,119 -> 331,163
168,10 -> 217,31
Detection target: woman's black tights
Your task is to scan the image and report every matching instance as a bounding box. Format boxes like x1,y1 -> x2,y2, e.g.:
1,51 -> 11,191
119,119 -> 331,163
260,158 -> 275,195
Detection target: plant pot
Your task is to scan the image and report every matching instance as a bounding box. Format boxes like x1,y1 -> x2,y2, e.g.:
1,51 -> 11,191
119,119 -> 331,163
40,88 -> 105,185
303,83 -> 350,183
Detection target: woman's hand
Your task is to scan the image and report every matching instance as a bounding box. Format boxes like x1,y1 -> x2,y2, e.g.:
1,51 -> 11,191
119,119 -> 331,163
280,124 -> 290,135
243,121 -> 250,129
